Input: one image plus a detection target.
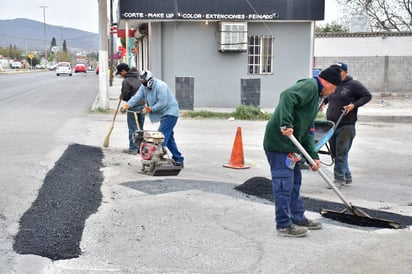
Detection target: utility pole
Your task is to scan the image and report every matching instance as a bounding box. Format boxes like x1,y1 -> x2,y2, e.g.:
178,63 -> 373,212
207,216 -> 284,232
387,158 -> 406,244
98,0 -> 109,109
109,0 -> 114,87
40,6 -> 48,62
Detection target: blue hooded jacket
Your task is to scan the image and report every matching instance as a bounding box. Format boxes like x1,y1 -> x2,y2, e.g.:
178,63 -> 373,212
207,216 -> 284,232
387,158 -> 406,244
127,78 -> 180,123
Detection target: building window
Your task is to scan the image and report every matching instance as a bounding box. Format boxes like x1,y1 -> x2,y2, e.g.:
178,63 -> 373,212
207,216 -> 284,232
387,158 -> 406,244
218,22 -> 248,52
248,35 -> 274,74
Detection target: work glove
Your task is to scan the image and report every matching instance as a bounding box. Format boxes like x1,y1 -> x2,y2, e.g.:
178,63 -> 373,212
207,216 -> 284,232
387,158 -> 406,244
141,106 -> 151,114
120,103 -> 129,113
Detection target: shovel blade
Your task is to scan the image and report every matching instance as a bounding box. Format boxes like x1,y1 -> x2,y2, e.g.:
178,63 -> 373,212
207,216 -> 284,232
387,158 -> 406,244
321,208 -> 401,229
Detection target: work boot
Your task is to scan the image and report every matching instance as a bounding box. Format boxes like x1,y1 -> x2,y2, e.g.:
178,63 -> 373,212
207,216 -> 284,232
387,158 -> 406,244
294,218 -> 322,230
277,224 -> 309,237
123,149 -> 138,155
327,179 -> 345,189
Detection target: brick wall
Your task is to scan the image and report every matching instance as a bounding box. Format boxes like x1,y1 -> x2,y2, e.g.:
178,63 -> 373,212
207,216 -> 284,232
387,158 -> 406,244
314,56 -> 412,95
314,32 -> 412,95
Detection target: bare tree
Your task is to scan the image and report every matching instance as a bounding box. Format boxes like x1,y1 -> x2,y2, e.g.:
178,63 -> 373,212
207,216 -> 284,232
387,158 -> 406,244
338,0 -> 412,31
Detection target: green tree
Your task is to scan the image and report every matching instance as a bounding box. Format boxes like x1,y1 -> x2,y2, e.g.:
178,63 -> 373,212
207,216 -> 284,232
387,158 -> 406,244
50,37 -> 57,48
55,50 -> 71,62
49,37 -> 58,62
87,52 -> 99,61
4,44 -> 22,60
316,21 -> 349,32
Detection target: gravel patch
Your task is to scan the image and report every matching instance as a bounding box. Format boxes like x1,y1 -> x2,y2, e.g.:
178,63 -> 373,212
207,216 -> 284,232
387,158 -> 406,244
13,144 -> 103,260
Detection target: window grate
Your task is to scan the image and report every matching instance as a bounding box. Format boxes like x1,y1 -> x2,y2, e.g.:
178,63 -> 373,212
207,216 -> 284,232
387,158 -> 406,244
248,35 -> 274,74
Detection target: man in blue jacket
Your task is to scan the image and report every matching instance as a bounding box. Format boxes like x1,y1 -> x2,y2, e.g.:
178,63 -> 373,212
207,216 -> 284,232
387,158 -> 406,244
125,70 -> 184,167
263,65 -> 342,237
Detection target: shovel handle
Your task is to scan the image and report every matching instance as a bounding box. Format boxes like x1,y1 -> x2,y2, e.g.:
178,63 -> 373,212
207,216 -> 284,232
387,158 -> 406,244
334,110 -> 346,130
285,133 -> 353,209
126,110 -> 143,131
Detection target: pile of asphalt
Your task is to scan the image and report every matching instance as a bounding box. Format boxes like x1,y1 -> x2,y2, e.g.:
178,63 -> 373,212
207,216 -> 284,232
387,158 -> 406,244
13,144 -> 103,260
235,176 -> 412,229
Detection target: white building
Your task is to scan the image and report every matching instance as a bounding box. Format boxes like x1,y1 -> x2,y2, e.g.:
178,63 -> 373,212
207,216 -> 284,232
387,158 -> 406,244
314,32 -> 412,94
115,0 -> 326,109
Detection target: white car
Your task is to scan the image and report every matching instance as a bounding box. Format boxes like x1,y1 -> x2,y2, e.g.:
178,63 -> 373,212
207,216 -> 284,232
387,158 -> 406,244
11,61 -> 23,69
56,62 -> 72,76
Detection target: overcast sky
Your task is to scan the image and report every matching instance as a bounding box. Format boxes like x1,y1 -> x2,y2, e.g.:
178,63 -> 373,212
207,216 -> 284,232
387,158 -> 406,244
0,0 -> 341,34
0,1 -> 100,33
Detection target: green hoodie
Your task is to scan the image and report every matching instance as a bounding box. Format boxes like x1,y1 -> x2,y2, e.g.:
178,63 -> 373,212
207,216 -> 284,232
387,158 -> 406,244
263,78 -> 320,160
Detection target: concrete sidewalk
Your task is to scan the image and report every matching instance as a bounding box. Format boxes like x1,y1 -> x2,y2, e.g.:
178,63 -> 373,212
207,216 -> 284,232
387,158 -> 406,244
104,77 -> 412,120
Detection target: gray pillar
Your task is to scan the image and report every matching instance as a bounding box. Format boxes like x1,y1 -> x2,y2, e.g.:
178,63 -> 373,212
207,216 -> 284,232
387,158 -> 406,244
383,55 -> 389,93
175,77 -> 194,110
241,78 -> 260,107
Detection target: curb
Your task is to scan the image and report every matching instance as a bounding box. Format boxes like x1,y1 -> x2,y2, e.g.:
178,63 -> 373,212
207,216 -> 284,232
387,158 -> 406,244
359,115 -> 412,123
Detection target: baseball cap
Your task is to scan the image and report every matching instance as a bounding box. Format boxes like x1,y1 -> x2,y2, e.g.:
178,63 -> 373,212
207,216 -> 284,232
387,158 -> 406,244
336,62 -> 348,71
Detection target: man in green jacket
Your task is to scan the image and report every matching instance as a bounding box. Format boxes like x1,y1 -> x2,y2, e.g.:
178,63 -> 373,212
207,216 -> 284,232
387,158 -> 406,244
263,65 -> 342,237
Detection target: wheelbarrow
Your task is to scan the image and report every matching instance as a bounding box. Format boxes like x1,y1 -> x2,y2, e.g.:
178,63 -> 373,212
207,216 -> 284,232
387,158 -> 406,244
313,110 -> 345,165
283,124 -> 400,229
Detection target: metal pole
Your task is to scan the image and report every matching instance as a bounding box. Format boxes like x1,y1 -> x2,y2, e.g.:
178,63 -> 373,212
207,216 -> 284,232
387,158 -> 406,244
109,0 -> 114,87
125,21 -> 130,67
98,0 -> 109,109
40,6 -> 48,61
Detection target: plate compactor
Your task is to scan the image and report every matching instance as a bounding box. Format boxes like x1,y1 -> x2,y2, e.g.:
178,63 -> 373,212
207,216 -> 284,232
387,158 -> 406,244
132,129 -> 182,176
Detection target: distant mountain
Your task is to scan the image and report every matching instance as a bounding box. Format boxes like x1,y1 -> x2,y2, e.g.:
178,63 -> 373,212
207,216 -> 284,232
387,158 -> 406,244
0,18 -> 98,53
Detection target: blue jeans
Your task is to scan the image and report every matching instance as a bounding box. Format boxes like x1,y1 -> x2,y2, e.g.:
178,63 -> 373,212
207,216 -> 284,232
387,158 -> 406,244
329,125 -> 355,181
127,106 -> 145,151
265,151 -> 306,229
158,115 -> 184,164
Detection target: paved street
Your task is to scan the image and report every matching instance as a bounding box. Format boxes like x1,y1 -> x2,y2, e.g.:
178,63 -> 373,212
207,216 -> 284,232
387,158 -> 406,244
5,76 -> 412,273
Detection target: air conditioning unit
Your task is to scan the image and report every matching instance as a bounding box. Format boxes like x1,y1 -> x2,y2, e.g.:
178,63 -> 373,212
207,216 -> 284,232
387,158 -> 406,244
218,22 -> 248,52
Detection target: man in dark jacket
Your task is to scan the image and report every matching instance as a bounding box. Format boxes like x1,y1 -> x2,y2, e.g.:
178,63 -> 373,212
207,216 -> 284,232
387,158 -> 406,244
323,62 -> 372,187
263,65 -> 342,237
116,63 -> 145,155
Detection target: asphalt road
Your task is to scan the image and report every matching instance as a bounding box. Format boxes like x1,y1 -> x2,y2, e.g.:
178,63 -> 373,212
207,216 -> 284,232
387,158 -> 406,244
1,73 -> 411,273
0,71 -> 99,272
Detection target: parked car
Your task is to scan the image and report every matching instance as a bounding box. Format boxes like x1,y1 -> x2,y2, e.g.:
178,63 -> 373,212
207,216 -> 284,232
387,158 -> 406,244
74,63 -> 87,73
56,62 -> 72,76
95,65 -> 99,74
35,64 -> 47,69
48,63 -> 58,71
11,61 -> 23,69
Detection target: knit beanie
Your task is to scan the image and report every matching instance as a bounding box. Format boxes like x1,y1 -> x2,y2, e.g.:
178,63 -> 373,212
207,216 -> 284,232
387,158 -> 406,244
319,65 -> 342,86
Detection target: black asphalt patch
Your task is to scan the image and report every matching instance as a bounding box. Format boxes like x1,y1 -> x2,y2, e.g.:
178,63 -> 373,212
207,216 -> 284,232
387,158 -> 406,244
236,177 -> 412,229
123,177 -> 412,229
122,178 -> 269,203
13,144 -> 103,260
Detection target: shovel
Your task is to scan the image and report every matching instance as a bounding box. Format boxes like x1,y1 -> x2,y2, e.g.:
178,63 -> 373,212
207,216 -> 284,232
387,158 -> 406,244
286,133 -> 400,229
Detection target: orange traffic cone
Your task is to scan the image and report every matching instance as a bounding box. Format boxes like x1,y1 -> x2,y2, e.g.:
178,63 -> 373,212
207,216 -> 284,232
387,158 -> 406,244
223,127 -> 250,169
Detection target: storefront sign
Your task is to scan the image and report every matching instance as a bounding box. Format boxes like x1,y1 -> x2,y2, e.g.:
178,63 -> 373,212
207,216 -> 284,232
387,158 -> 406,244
118,0 -> 324,21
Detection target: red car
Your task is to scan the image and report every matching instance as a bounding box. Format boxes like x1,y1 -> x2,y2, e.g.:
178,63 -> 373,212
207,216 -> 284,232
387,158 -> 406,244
74,63 -> 87,73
